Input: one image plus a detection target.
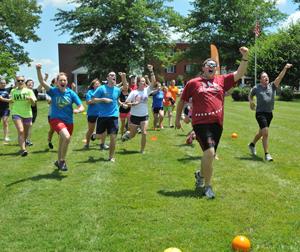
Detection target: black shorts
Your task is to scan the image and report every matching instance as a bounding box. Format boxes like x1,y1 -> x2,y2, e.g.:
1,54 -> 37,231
152,107 -> 163,114
96,117 -> 118,135
0,108 -> 10,118
32,107 -> 37,123
130,115 -> 149,126
87,115 -> 98,123
256,112 -> 273,129
193,123 -> 223,152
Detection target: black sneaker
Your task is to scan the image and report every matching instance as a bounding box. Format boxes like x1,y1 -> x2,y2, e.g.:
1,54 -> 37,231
25,140 -> 33,146
54,160 -> 60,169
48,142 -> 54,149
59,161 -> 68,171
204,186 -> 215,199
20,150 -> 28,157
90,133 -> 96,141
194,170 -> 205,195
100,143 -> 109,150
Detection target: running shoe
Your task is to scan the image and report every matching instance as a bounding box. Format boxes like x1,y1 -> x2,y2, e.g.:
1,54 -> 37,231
248,143 -> 256,155
204,186 -> 215,199
90,133 -> 96,141
20,150 -> 28,157
194,170 -> 205,189
121,132 -> 130,142
48,142 -> 54,149
108,157 -> 115,162
25,140 -> 33,146
4,137 -> 10,142
100,143 -> 109,150
265,153 -> 273,162
59,161 -> 68,171
84,144 -> 89,149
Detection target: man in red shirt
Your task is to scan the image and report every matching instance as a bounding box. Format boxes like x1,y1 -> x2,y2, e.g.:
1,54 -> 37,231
175,46 -> 249,199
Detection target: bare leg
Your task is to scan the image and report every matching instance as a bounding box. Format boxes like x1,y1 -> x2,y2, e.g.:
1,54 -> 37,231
58,128 -> 71,161
85,122 -> 95,146
109,133 -> 117,159
140,120 -> 148,153
201,147 -> 215,186
2,116 -> 9,139
13,119 -> 26,151
261,127 -> 269,153
158,110 -> 164,128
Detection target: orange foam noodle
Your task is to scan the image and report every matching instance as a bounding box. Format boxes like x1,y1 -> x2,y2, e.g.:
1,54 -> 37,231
210,44 -> 221,75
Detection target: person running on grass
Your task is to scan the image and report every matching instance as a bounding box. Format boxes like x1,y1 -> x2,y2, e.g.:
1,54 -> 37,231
150,82 -> 164,130
10,76 -> 37,156
0,79 -> 11,142
36,64 -> 84,171
248,63 -> 293,161
168,79 -> 179,127
45,77 -> 56,149
162,85 -> 175,128
91,72 -> 121,162
175,46 -> 249,199
118,75 -> 131,136
85,78 -> 108,150
121,64 -> 155,154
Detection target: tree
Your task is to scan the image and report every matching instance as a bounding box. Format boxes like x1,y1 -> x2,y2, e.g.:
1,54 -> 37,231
185,0 -> 286,70
0,0 -> 41,79
247,23 -> 300,88
54,0 -> 183,79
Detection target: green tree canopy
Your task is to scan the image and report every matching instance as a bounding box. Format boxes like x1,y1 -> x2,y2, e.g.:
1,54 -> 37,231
0,0 -> 41,79
185,0 -> 286,70
54,0 -> 183,79
248,22 -> 300,87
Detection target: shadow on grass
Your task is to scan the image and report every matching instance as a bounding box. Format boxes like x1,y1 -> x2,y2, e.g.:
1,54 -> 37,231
157,189 -> 202,198
116,149 -> 140,155
77,156 -> 108,163
6,170 -> 66,187
236,155 -> 264,162
0,151 -> 20,157
177,155 -> 201,163
31,148 -> 57,154
176,143 -> 195,147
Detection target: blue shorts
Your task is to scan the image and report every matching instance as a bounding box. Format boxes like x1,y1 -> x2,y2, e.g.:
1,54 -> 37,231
96,117 -> 118,135
12,115 -> 32,125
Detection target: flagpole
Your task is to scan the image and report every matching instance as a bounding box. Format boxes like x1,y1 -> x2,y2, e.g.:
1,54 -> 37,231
255,34 -> 257,85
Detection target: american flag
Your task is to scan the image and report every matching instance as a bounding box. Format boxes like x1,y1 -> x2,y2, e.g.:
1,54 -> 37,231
254,21 -> 260,37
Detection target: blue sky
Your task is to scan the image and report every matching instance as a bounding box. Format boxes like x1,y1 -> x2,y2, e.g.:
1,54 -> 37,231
18,0 -> 299,86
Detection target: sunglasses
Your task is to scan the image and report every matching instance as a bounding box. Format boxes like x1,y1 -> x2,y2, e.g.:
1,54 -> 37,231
17,79 -> 25,83
205,61 -> 217,68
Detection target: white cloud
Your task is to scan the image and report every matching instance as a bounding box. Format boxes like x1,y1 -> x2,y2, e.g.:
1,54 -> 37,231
280,11 -> 300,29
276,0 -> 287,5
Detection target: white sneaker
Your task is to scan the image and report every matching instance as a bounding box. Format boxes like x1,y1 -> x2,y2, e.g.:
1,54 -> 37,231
248,144 -> 256,155
121,132 -> 130,142
265,153 -> 273,162
4,137 -> 10,142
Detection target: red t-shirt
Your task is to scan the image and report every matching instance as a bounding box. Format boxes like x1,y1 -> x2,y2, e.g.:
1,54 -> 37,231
181,73 -> 235,126
129,83 -> 137,91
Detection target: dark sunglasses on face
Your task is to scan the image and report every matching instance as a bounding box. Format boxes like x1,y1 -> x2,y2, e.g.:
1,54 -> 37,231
17,79 -> 25,83
205,62 -> 217,68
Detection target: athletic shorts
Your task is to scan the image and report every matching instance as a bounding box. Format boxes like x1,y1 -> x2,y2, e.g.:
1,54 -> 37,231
193,123 -> 223,152
256,112 -> 273,129
120,112 -> 130,119
130,115 -> 149,126
152,107 -> 163,114
87,115 -> 98,123
164,106 -> 172,113
0,109 -> 10,118
49,118 -> 74,135
12,115 -> 32,125
96,117 -> 118,135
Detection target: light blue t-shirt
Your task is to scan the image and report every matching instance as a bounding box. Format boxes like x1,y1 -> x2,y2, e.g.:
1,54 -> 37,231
92,85 -> 121,117
47,87 -> 82,123
86,89 -> 100,116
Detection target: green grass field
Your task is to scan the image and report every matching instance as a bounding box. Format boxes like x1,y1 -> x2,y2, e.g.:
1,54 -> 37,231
0,98 -> 299,252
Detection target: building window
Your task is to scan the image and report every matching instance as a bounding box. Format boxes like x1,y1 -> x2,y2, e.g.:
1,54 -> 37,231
166,65 -> 176,73
185,64 -> 193,73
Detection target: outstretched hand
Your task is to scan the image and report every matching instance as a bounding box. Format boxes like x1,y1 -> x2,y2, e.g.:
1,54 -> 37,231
285,63 -> 293,69
239,47 -> 249,57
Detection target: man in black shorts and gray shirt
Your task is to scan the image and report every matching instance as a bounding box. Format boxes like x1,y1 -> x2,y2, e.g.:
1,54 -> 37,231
248,63 -> 292,161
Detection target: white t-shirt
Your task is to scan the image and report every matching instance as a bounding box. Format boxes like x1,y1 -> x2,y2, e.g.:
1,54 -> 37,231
126,86 -> 152,116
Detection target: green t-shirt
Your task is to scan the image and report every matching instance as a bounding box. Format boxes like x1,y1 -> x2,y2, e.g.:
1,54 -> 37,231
10,88 -> 37,118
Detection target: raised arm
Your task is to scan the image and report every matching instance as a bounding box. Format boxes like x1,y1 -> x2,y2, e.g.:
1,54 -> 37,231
274,63 -> 293,88
36,64 -> 50,92
147,64 -> 156,88
233,47 -> 249,82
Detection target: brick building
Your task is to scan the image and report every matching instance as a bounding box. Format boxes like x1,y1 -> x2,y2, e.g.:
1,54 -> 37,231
58,42 -> 198,91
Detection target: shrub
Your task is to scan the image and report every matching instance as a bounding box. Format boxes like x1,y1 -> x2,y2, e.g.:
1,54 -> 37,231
279,86 -> 294,101
231,87 -> 251,101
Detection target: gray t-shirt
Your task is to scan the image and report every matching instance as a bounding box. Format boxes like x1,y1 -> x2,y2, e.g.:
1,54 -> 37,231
250,82 -> 277,112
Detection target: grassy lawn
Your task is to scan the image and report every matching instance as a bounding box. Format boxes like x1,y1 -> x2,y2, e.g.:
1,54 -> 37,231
0,98 -> 299,251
